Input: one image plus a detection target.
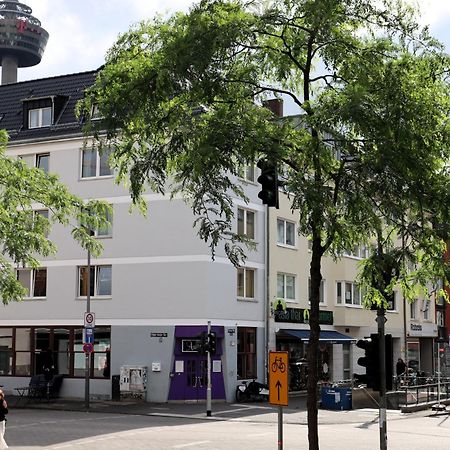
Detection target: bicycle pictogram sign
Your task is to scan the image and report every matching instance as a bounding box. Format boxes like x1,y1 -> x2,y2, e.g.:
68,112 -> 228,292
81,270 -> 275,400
269,351 -> 288,406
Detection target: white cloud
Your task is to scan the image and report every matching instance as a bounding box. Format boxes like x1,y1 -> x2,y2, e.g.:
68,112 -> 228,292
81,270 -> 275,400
408,0 -> 450,26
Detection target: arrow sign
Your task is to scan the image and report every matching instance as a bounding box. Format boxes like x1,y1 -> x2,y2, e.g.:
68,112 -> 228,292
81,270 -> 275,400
269,351 -> 288,406
275,380 -> 282,401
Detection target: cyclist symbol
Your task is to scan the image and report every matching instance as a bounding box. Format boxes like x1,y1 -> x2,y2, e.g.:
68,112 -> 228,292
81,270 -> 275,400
271,356 -> 286,373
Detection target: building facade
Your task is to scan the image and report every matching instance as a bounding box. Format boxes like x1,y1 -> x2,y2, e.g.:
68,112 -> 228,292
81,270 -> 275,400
0,71 -> 440,403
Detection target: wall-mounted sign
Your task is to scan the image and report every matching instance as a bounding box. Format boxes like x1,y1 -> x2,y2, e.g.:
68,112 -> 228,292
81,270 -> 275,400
274,307 -> 333,325
227,328 -> 236,335
150,332 -> 168,338
408,322 -> 437,337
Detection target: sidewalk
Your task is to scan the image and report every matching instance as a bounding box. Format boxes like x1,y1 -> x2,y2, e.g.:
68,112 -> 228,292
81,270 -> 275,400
7,394 -> 427,426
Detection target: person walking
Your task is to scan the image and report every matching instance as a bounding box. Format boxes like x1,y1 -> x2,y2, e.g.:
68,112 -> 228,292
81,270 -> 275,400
0,389 -> 8,449
396,358 -> 406,376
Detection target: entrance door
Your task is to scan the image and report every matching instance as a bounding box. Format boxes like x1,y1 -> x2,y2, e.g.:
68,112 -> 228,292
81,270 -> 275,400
185,357 -> 207,400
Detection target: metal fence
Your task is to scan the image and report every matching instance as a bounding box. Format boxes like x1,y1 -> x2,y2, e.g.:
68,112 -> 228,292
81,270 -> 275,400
398,380 -> 450,407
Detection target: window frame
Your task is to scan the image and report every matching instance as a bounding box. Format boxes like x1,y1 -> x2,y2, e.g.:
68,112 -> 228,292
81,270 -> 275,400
16,268 -> 47,299
80,148 -> 113,179
308,278 -> 325,304
237,207 -> 255,240
28,106 -> 52,129
35,153 -> 50,173
277,218 -> 296,248
237,267 -> 255,300
237,163 -> 256,183
237,327 -> 257,379
336,280 -> 362,307
78,265 -> 112,298
277,272 -> 296,302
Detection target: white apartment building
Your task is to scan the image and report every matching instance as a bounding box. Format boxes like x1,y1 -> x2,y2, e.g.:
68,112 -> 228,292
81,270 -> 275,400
0,71 -> 438,403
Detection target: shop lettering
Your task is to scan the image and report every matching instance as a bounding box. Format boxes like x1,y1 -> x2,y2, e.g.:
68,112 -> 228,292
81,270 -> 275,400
410,324 -> 422,332
274,307 -> 333,325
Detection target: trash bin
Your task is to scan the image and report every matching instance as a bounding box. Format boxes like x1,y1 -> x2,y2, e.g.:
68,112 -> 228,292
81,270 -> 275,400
112,375 -> 120,401
321,386 -> 352,410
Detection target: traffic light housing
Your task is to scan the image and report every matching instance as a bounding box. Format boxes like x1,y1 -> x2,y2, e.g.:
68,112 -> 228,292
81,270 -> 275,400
256,159 -> 279,208
199,331 -> 208,355
208,332 -> 217,354
355,334 -> 379,389
355,333 -> 393,391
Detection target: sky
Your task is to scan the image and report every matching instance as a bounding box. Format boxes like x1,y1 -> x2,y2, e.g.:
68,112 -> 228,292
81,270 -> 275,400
14,0 -> 450,82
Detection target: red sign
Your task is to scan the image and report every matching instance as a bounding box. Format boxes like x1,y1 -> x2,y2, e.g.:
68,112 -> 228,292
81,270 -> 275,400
83,343 -> 94,353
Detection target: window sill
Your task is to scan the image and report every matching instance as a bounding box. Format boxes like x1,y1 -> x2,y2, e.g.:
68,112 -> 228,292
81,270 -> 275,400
79,175 -> 114,181
23,297 -> 47,301
237,297 -> 258,303
76,296 -> 112,301
276,243 -> 297,250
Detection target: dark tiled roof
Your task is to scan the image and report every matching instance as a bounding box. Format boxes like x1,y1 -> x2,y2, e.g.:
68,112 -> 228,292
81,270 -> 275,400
0,70 -> 97,143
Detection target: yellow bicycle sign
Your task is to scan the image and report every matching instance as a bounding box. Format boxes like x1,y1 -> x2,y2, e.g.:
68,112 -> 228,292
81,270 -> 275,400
269,351 -> 288,406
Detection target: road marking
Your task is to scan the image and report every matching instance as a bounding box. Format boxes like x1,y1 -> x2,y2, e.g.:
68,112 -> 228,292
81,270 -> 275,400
172,441 -> 211,448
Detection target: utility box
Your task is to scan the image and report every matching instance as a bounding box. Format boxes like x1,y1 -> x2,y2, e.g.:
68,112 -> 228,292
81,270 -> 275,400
321,386 -> 352,410
120,366 -> 148,395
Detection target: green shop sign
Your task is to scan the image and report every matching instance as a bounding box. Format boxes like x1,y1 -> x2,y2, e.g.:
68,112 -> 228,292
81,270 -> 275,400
274,307 -> 333,325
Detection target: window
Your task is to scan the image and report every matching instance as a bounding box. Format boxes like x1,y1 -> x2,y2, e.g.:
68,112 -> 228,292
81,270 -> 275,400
16,268 -> 47,298
0,326 -> 110,378
238,164 -> 256,182
237,208 -> 255,240
421,299 -> 430,320
81,148 -> 113,178
237,268 -> 255,300
237,327 -> 256,379
28,107 -> 52,128
78,265 -> 112,297
277,273 -> 296,302
410,300 -> 417,319
277,218 -> 295,247
308,278 -> 325,303
336,281 -> 361,306
387,292 -> 396,311
343,245 -> 370,259
36,153 -> 49,173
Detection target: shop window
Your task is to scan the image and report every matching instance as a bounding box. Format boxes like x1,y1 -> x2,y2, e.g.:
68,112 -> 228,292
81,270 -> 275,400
0,329 -> 13,376
0,327 -> 110,378
237,327 -> 257,379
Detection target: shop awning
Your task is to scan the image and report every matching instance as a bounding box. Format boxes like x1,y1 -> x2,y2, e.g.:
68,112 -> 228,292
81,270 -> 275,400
281,329 -> 356,343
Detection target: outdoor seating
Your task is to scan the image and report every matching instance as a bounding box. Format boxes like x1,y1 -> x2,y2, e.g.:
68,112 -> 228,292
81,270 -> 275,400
14,374 -> 64,403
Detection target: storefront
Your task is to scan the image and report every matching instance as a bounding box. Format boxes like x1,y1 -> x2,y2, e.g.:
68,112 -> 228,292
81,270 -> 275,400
273,308 -> 354,388
407,322 -> 437,374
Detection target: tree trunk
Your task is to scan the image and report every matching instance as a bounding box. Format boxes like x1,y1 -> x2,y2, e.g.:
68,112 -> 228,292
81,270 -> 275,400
306,235 -> 323,450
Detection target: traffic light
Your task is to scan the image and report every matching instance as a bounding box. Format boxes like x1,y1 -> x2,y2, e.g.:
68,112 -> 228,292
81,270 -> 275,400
385,334 -> 393,391
256,159 -> 279,208
207,332 -> 217,354
355,334 -> 379,389
199,331 -> 208,355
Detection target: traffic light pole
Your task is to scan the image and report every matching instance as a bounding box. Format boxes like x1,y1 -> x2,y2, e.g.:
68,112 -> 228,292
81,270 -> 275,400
206,320 -> 212,417
376,308 -> 387,450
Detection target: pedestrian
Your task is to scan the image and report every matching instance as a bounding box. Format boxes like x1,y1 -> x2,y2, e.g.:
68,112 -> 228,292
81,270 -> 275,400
0,389 -> 8,449
396,358 -> 406,376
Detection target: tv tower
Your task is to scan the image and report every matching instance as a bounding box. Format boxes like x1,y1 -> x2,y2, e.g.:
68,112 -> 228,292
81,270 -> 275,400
0,0 -> 48,84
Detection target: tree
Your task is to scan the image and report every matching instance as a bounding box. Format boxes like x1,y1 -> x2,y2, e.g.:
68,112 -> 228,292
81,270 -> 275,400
78,1 -> 450,448
0,130 -> 110,304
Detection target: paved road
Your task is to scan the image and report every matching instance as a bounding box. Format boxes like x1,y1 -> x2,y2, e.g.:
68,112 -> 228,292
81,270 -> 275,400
3,407 -> 450,449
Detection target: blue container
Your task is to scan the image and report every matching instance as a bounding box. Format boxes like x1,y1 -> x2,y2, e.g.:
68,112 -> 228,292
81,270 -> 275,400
321,387 -> 352,410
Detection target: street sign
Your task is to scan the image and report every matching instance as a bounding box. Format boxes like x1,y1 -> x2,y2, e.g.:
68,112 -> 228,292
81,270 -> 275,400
269,351 -> 289,406
84,312 -> 95,328
84,328 -> 94,344
83,343 -> 94,353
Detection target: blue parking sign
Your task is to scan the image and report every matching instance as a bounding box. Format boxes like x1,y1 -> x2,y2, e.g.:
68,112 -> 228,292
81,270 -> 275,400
84,327 -> 95,344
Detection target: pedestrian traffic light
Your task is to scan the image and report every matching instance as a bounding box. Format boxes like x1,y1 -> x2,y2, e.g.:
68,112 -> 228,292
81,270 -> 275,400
256,159 -> 279,208
207,332 -> 217,354
355,334 -> 379,389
